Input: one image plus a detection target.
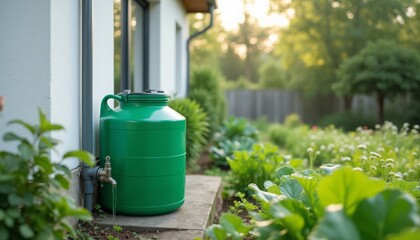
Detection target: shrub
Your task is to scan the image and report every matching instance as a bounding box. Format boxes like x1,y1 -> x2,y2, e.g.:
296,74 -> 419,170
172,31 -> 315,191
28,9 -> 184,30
210,117 -> 259,167
318,111 -> 376,131
169,98 -> 209,168
190,68 -> 226,131
189,89 -> 218,138
268,124 -> 290,147
259,60 -> 286,89
284,113 -> 303,128
0,110 -> 94,239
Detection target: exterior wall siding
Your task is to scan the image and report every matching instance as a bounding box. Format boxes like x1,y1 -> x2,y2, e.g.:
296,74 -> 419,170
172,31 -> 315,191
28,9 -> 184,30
0,0 -> 114,222
149,0 -> 188,97
0,0 -> 51,150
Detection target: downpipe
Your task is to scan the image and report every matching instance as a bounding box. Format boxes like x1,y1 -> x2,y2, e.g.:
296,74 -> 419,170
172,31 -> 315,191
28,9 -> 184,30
186,2 -> 215,95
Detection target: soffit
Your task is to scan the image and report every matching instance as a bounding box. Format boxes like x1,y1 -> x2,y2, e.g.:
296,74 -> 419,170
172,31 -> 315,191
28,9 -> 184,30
182,0 -> 217,13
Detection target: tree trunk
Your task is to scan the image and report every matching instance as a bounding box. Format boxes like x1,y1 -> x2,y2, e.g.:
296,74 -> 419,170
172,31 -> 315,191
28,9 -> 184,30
376,92 -> 385,124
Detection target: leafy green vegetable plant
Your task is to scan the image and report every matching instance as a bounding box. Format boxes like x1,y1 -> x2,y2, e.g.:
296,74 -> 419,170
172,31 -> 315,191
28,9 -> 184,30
210,117 -> 259,167
0,110 -> 94,239
227,143 -> 283,194
206,167 -> 420,240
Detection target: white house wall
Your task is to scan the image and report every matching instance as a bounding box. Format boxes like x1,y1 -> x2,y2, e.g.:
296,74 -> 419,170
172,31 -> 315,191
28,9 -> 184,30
92,0 -> 114,157
50,0 -> 80,169
0,1 -> 51,152
149,0 -> 188,97
0,0 -> 114,168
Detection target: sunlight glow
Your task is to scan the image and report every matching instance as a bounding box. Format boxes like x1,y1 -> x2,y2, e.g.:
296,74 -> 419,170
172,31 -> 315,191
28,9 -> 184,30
216,0 -> 289,31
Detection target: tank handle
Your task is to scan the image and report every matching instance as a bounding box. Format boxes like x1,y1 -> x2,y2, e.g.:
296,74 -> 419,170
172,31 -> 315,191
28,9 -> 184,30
100,94 -> 123,117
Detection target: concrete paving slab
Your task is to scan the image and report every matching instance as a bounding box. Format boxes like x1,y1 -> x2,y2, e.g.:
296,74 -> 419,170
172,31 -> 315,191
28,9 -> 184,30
94,175 -> 223,239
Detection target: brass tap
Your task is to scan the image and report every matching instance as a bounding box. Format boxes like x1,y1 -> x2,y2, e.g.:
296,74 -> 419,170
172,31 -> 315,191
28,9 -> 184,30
98,156 -> 117,186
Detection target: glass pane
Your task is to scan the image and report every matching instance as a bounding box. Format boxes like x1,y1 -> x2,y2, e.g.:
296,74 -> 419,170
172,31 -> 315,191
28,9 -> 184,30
131,1 -> 145,92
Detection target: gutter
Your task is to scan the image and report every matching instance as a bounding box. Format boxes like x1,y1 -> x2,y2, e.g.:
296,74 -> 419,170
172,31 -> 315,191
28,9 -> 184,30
186,2 -> 215,95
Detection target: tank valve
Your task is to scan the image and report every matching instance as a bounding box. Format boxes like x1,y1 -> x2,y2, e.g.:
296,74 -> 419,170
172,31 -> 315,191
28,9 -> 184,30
97,156 -> 117,186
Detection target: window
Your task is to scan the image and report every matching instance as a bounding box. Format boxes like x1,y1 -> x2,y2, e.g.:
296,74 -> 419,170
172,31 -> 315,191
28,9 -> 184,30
114,0 -> 149,93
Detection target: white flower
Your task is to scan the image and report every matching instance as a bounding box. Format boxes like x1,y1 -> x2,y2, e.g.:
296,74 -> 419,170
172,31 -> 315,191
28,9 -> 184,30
307,147 -> 313,153
370,151 -> 381,158
357,144 -> 367,150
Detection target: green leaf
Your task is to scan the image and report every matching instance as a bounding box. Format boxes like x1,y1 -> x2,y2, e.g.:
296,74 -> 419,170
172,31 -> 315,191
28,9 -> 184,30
249,183 -> 286,202
0,225 -> 9,240
3,132 -> 23,142
39,136 -> 60,150
386,229 -> 420,240
0,174 -> 14,183
282,214 -> 305,240
65,207 -> 93,221
281,198 -> 316,230
6,209 -> 20,219
63,150 -> 95,167
317,167 -> 385,215
60,220 -> 76,237
219,213 -> 251,239
280,178 -> 303,200
8,119 -> 36,134
276,166 -> 295,178
352,189 -> 420,239
206,224 -> 227,240
309,207 -> 361,240
0,183 -> 15,194
34,156 -> 53,174
55,174 -> 70,189
18,141 -> 34,160
8,193 -> 22,206
264,181 -> 281,195
19,224 -> 34,239
292,173 -> 321,215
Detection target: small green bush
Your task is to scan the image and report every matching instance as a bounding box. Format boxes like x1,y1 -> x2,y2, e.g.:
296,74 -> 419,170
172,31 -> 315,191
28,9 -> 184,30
0,110 -> 94,239
190,68 -> 226,131
169,98 -> 209,168
284,113 -> 303,128
268,124 -> 290,147
189,89 -> 218,138
318,111 -> 376,131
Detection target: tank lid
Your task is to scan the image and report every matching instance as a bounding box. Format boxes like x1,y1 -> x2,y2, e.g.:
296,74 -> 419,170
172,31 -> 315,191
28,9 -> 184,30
118,89 -> 169,102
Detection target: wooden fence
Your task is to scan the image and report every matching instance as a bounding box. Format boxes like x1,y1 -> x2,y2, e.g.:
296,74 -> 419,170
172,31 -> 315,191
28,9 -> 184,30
225,90 -> 409,124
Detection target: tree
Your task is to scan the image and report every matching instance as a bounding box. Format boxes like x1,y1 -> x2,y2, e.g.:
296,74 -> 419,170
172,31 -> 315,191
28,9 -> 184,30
271,0 -> 420,100
258,59 -> 286,89
334,40 -> 420,123
219,45 -> 244,81
227,0 -> 271,82
189,13 -> 224,72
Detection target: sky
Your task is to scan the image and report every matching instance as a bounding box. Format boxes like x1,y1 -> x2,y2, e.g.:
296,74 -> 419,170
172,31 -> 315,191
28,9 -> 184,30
215,0 -> 289,31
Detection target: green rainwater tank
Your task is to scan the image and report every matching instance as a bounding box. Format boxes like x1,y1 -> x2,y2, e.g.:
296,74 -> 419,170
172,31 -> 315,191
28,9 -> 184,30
99,90 -> 186,215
